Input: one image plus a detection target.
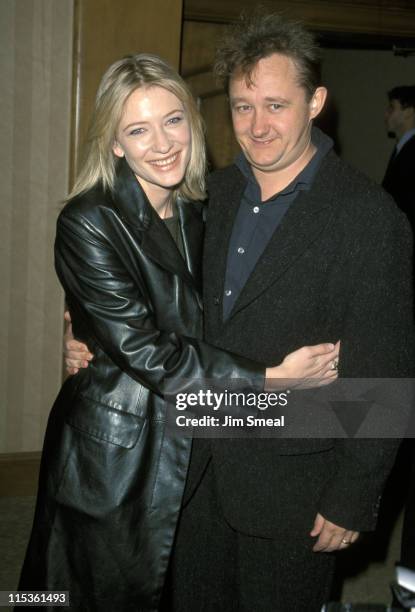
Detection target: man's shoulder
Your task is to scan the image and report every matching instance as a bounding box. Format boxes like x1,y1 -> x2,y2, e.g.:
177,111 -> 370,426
321,150 -> 376,191
402,132 -> 415,150
319,151 -> 399,219
207,164 -> 243,190
397,133 -> 415,162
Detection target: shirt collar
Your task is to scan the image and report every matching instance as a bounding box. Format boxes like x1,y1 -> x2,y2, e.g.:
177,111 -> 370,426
235,126 -> 333,203
396,128 -> 415,154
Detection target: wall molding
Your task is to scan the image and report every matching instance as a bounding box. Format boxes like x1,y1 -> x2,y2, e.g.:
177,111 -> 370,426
183,0 -> 415,38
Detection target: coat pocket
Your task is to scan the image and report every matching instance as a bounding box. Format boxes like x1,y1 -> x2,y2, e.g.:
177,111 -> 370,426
66,394 -> 145,449
55,395 -> 153,517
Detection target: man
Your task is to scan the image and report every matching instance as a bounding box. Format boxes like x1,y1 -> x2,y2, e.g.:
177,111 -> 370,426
383,86 -> 415,577
172,13 -> 413,612
65,13 -> 414,612
383,85 -> 415,229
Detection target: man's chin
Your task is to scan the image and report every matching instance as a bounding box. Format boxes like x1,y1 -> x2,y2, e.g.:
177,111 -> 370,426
248,157 -> 285,174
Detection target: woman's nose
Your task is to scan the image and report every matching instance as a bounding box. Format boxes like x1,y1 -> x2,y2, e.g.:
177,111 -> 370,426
152,127 -> 172,153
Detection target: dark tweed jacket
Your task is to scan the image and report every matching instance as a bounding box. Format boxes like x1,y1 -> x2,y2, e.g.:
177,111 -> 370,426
202,148 -> 415,538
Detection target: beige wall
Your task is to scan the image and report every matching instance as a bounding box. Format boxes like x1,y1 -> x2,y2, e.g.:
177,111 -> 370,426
0,0 -> 73,452
321,49 -> 415,183
181,21 -> 238,169
72,0 -> 183,176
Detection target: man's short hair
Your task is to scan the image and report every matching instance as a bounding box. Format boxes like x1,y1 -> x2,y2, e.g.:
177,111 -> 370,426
388,85 -> 415,110
214,11 -> 322,100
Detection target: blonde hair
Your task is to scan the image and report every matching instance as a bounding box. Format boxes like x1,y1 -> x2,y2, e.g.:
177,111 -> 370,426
69,54 -> 206,201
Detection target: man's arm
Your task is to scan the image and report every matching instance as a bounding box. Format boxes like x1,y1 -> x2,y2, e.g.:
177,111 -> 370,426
310,513 -> 359,552
316,193 -> 414,535
58,211 -> 339,387
63,311 -> 93,374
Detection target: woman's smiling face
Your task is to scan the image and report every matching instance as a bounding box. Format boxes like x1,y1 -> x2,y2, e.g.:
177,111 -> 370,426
113,85 -> 191,206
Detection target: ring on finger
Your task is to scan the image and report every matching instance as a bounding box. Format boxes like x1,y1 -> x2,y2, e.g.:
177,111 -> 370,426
331,358 -> 339,371
341,538 -> 349,545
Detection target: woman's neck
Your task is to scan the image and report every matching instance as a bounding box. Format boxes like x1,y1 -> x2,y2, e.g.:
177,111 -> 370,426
153,195 -> 174,219
135,176 -> 175,218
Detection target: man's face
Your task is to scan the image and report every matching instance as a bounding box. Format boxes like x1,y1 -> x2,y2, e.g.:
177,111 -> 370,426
229,54 -> 326,176
385,99 -> 406,137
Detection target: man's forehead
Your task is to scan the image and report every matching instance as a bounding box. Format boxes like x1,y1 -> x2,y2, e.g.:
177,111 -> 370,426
230,54 -> 300,91
229,54 -> 305,98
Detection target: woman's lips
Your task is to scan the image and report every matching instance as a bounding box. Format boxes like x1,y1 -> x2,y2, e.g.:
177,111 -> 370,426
149,152 -> 180,170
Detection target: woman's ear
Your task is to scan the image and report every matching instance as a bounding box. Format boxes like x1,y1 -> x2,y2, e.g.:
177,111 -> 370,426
112,141 -> 124,158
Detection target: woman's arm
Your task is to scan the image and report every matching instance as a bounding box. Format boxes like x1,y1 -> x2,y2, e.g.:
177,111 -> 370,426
57,209 -> 338,392
56,209 -> 265,395
63,312 -> 338,384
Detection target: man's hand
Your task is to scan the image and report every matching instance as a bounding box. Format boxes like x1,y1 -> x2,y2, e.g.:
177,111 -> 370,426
310,512 -> 359,552
64,311 -> 93,375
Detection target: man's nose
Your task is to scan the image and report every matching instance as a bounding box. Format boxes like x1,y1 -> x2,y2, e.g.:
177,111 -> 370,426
251,110 -> 269,137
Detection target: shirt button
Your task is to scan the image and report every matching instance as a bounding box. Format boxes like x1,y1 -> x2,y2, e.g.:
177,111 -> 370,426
225,290 -> 232,297
213,296 -> 220,305
253,206 -> 260,213
237,247 -> 245,254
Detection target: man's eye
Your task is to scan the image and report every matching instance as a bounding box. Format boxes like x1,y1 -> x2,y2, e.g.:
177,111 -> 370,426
236,105 -> 251,113
269,103 -> 283,111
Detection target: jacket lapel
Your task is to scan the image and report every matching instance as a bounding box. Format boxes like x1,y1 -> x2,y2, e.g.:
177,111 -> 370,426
204,168 -> 246,330
228,181 -> 334,319
112,159 -> 198,289
177,199 -> 204,291
395,133 -> 415,161
206,153 -> 338,324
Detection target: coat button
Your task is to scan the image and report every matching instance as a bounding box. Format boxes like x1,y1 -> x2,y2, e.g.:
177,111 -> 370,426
213,296 -> 220,305
373,495 -> 382,517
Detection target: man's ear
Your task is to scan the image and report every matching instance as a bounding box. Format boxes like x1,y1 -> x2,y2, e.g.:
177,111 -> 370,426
309,87 -> 328,120
403,105 -> 415,124
112,141 -> 124,158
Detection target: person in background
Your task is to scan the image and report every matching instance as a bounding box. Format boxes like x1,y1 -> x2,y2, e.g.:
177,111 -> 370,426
383,85 -> 415,229
383,85 -> 415,585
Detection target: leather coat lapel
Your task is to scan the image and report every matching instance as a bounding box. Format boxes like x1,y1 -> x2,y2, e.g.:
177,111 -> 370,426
177,199 -> 204,291
112,159 -> 198,289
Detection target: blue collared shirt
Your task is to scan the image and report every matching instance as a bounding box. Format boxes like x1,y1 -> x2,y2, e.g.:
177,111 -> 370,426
222,127 -> 333,319
396,128 -> 415,154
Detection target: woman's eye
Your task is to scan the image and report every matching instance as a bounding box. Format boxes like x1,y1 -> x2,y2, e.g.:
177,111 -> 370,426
167,115 -> 183,125
130,127 -> 145,136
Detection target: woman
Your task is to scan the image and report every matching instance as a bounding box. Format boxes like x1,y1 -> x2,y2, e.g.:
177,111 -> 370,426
19,54 -> 338,611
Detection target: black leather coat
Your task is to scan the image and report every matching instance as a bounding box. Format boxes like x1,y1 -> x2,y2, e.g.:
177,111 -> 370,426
19,160 -> 263,612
